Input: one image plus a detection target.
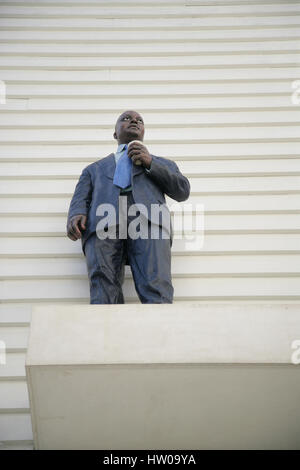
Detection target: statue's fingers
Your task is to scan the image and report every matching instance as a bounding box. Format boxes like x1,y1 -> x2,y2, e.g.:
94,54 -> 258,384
80,215 -> 86,230
71,218 -> 82,238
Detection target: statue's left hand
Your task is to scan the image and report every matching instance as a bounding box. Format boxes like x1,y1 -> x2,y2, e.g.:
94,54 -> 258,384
67,214 -> 87,241
127,142 -> 152,169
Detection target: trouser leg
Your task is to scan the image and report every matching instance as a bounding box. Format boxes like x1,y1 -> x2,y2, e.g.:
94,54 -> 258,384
126,192 -> 174,304
84,191 -> 174,304
84,231 -> 126,304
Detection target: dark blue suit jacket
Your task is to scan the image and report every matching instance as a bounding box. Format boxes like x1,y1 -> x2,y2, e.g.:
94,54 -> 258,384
67,152 -> 190,254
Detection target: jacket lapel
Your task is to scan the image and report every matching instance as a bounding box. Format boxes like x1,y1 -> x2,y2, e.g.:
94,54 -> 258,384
132,161 -> 145,177
102,153 -> 116,180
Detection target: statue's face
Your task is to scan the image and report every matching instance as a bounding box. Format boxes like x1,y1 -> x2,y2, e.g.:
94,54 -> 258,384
113,110 -> 145,144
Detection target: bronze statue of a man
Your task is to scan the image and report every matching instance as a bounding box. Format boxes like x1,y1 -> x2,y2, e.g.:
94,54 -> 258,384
67,110 -> 190,304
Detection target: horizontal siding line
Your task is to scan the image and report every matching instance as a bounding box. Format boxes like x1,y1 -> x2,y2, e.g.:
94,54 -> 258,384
4,85 -> 300,92
1,24 -> 300,31
2,37 -> 300,43
8,362 -> 290,376
1,251 -> 300,259
2,136 -> 300,143
0,408 -> 29,412
0,3 -> 199,6
2,50 -> 300,56
2,210 -> 300,215
2,134 -> 300,141
2,252 -> 300,259
2,99 -> 300,104
2,251 -> 300,258
2,191 -> 300,197
1,0 -> 299,3
2,1 -> 300,6
2,13 -> 300,19
2,296 -> 300,303
4,90 -> 299,95
3,78 -> 300,83
2,173 -> 300,180
5,93 -> 299,98
1,139 -> 300,145
2,106 -> 300,112
2,126 -> 300,133
1,211 -> 300,217
0,209 -> 204,219
2,273 -> 300,281
1,127 -> 300,135
1,253 -> 82,258
0,377 -> 26,381
1,155 -> 300,162
5,101 -> 300,110
0,379 -> 27,386
0,439 -> 33,445
1,107 -> 299,114
5,348 -> 27,353
0,1 -> 298,6
2,123 -> 300,130
1,252 -> 300,258
1,64 -> 300,70
1,0 -> 298,8
2,230 -> 300,236
0,0 -> 290,3
0,1 -> 188,4
0,322 -> 29,327
0,1 -> 253,5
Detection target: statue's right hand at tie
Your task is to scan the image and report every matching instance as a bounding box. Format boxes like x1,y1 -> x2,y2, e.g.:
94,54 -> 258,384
67,215 -> 87,241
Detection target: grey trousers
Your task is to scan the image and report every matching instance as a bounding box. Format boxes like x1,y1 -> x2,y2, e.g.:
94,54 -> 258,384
84,191 -> 174,304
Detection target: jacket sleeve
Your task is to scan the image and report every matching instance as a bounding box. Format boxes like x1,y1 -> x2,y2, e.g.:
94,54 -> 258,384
67,166 -> 93,221
146,155 -> 190,202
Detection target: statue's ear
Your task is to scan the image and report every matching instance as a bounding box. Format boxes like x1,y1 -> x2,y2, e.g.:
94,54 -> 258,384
113,131 -> 117,140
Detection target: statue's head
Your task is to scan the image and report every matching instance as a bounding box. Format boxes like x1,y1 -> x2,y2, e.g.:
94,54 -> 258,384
113,110 -> 145,144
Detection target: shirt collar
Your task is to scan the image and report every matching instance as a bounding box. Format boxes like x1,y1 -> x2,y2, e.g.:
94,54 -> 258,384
116,143 -> 127,153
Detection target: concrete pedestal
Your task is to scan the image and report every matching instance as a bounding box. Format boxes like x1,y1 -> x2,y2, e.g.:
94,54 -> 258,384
25,303 -> 300,449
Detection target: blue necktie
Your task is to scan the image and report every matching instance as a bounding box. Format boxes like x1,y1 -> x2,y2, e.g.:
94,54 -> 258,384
113,144 -> 132,189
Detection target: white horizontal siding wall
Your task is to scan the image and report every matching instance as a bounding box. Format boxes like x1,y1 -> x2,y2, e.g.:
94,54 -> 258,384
0,0 -> 300,448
